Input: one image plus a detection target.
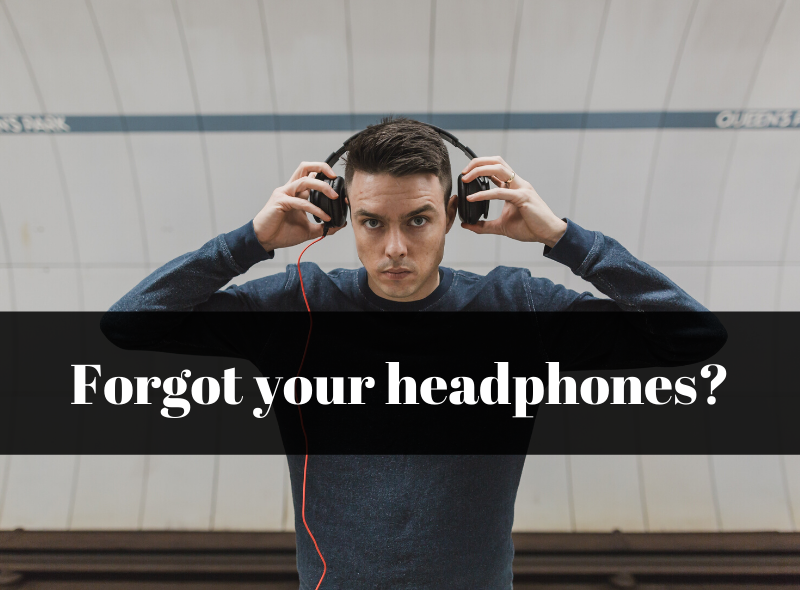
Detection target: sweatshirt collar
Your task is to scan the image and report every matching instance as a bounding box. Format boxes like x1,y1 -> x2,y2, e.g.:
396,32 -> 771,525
357,266 -> 453,311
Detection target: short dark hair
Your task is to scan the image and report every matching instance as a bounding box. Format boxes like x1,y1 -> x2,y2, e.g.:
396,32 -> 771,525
343,116 -> 452,207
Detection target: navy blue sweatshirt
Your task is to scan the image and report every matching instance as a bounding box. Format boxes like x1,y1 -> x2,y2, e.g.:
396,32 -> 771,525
102,219 -> 726,589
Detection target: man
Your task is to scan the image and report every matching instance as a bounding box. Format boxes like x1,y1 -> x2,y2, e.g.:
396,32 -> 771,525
103,117 -> 725,589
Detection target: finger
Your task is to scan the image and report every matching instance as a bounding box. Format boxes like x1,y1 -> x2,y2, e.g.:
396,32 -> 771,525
308,219 -> 348,239
289,161 -> 337,183
282,196 -> 331,221
462,164 -> 512,183
325,221 -> 348,235
287,177 -> 340,200
461,156 -> 509,176
308,222 -> 326,239
289,162 -> 311,182
465,187 -> 523,204
461,219 -> 504,235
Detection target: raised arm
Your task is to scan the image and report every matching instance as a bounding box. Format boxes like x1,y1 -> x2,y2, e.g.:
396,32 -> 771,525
100,161 -> 346,358
531,218 -> 726,369
459,156 -> 727,370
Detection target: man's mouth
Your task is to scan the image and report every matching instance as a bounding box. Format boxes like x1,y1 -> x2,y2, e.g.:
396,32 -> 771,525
382,269 -> 413,280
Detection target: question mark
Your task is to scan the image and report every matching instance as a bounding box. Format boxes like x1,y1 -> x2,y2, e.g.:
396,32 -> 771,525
701,364 -> 727,405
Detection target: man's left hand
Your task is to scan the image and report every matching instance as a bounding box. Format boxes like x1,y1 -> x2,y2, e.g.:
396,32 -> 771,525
460,156 -> 567,248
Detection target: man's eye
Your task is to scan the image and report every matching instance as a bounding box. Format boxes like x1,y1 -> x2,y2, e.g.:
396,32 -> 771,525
410,217 -> 427,227
364,219 -> 381,229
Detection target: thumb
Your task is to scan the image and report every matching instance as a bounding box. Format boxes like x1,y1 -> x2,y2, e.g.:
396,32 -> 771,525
461,220 -> 501,235
327,221 -> 347,235
309,220 -> 348,240
308,222 -> 326,239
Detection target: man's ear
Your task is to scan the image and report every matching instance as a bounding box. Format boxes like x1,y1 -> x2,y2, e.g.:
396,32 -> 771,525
445,195 -> 458,233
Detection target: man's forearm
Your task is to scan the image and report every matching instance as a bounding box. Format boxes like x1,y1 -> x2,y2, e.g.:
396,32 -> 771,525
107,221 -> 273,313
101,221 -> 276,352
537,219 -> 727,368
544,219 -> 706,313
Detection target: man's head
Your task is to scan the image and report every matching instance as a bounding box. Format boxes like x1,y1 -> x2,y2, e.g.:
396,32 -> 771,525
343,117 -> 458,302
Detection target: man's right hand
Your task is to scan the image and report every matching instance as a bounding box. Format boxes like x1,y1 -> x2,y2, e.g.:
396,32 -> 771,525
253,161 -> 346,252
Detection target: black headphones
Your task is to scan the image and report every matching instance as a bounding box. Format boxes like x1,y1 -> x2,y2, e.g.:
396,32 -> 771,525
308,123 -> 491,231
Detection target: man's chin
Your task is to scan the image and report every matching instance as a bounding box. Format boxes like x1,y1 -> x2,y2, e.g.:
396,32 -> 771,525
377,284 -> 419,300
375,276 -> 423,301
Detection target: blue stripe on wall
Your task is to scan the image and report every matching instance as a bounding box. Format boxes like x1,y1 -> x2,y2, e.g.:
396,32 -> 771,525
0,110 -> 798,133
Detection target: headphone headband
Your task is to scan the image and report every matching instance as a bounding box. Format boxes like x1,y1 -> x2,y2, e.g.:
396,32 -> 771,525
323,121 -> 477,167
309,120 -> 489,230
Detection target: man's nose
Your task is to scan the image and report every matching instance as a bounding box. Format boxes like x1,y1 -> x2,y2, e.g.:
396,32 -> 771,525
385,227 -> 407,259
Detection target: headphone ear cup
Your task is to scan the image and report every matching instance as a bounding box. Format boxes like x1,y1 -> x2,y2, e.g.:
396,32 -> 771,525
330,176 -> 347,227
309,175 -> 348,229
457,173 -> 491,225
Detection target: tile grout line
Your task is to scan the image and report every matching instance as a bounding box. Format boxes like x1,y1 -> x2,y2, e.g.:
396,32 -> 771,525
497,0 -> 526,269
65,455 -> 82,529
0,1 -> 19,310
636,454 -> 650,531
500,0 -> 525,161
426,0 -> 436,118
85,0 -> 150,267
0,455 -> 11,527
704,0 -> 787,308
209,454 -> 220,530
564,454 -> 577,532
343,0 -> 356,130
773,159 -> 800,310
137,455 -> 150,529
171,0 -> 218,235
707,455 -> 723,530
779,455 -> 797,530
257,0 -> 285,184
636,0 -> 699,258
2,0 -> 85,310
566,0 -> 610,221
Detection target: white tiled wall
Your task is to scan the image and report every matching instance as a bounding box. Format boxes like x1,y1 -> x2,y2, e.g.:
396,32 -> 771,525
783,455 -> 800,530
89,0 -> 198,114
140,455 -> 217,529
5,0 -> 118,115
213,455 -> 286,530
55,134 -> 147,266
1,0 -> 798,532
513,455 -> 573,531
70,455 -> 147,529
176,0 -> 276,115
430,0 -> 518,112
0,453 -> 797,532
349,0 -> 430,113
0,455 -> 78,529
639,455 -> 718,531
666,0 -> 783,111
712,455 -> 794,531
589,0 -> 696,111
570,455 -> 647,531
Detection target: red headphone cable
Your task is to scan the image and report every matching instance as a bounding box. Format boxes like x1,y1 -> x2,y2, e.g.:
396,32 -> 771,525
294,230 -> 328,590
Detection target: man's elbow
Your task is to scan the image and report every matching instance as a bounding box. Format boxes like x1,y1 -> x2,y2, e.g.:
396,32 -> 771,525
99,310 -> 141,350
690,312 -> 728,363
100,310 -> 125,348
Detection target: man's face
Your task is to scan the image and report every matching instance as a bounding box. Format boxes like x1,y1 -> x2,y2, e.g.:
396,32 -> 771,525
347,171 -> 458,302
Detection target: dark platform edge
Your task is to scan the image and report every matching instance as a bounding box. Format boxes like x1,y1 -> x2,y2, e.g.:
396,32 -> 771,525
1,530 -> 800,587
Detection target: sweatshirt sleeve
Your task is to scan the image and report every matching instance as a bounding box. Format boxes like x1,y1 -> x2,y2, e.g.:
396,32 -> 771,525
529,218 -> 727,370
100,220 -> 290,359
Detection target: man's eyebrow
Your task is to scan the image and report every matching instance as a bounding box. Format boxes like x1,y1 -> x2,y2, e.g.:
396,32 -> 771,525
353,208 -> 385,220
403,204 -> 437,218
353,204 -> 438,220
